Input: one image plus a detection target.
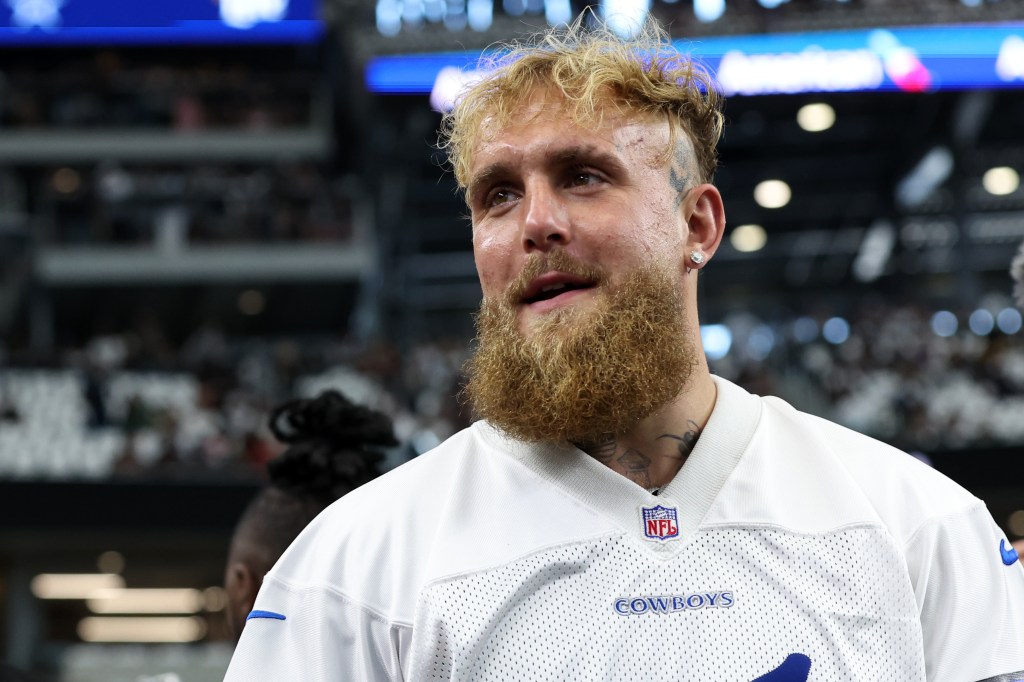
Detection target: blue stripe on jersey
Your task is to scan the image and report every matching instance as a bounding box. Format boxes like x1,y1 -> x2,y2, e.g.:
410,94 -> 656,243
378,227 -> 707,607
246,610 -> 286,622
752,653 -> 811,681
976,673 -> 1024,681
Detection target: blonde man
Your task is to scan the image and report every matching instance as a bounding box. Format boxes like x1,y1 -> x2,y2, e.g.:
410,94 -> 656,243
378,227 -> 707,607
225,20 -> 1024,681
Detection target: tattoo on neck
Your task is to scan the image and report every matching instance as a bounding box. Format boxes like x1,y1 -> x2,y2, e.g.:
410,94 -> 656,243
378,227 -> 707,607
577,419 -> 699,488
617,448 -> 652,488
578,434 -> 617,464
657,419 -> 702,460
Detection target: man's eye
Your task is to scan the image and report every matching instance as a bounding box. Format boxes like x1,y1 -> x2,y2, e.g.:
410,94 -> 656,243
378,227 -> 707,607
488,189 -> 514,206
569,172 -> 599,187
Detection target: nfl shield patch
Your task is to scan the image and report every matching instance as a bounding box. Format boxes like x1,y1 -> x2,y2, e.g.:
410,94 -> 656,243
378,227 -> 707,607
641,505 -> 679,541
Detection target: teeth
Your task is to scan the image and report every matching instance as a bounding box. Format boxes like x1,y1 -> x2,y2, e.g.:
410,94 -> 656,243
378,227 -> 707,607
540,283 -> 568,293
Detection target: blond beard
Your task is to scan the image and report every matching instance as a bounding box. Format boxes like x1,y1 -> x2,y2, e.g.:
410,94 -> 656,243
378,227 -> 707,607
465,253 -> 698,443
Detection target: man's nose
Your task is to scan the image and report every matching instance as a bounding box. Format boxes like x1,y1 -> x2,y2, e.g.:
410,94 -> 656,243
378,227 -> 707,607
521,184 -> 571,252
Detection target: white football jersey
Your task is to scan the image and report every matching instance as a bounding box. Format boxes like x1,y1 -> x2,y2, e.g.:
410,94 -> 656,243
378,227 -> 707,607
223,377 -> 1024,681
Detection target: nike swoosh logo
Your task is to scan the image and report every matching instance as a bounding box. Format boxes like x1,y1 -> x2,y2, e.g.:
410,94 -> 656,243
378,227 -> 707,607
246,610 -> 286,621
1000,539 -> 1019,566
753,653 -> 812,682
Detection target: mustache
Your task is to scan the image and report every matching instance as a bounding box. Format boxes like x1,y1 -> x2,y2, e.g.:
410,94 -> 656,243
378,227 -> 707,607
499,251 -> 609,307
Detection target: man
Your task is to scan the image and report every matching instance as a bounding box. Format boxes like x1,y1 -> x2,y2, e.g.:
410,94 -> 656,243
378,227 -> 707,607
223,390 -> 393,638
224,20 -> 1024,681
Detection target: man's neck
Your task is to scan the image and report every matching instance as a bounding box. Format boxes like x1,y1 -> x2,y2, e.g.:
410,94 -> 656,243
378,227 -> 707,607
574,372 -> 718,490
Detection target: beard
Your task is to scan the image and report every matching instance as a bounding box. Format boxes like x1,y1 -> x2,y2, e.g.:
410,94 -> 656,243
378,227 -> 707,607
465,251 -> 699,444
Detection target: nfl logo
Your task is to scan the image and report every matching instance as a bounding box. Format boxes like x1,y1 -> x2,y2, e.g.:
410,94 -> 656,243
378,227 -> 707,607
642,505 -> 679,541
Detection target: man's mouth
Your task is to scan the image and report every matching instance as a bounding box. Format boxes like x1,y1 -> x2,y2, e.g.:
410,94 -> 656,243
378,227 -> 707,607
520,273 -> 597,305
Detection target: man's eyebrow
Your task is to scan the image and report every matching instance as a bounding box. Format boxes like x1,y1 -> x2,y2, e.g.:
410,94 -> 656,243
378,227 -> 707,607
467,163 -> 512,202
550,146 -> 625,174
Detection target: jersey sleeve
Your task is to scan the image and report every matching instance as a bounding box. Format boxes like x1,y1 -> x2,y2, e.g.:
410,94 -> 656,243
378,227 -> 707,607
905,502 -> 1024,682
222,574 -> 410,682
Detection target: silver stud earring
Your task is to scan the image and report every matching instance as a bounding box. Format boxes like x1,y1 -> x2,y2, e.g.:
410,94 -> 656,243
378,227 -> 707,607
690,250 -> 706,266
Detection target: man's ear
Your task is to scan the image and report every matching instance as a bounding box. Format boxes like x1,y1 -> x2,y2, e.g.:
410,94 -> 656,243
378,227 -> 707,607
225,560 -> 259,638
683,183 -> 726,266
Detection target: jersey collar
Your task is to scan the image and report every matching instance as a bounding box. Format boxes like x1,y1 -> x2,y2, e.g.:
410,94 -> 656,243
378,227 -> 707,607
477,376 -> 763,557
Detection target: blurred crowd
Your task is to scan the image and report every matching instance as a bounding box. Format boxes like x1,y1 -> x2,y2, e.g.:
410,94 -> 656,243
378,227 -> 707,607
2,293 -> 1023,482
0,322 -> 466,481
0,50 -> 313,130
37,162 -> 358,246
0,48 -> 353,248
714,297 -> 1024,453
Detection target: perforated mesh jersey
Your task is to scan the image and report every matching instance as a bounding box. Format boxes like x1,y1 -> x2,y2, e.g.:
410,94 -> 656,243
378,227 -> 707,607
224,377 -> 1024,682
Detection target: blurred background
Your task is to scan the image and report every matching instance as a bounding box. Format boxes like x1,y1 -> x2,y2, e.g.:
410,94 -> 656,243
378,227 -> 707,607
1,0 -> 1023,679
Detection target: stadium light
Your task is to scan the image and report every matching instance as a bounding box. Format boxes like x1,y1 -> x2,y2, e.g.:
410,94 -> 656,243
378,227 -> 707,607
86,588 -> 205,615
700,324 -> 732,360
852,219 -> 895,282
601,0 -> 650,38
796,103 -> 835,132
896,146 -> 953,208
376,0 -> 402,36
822,317 -> 850,344
997,308 -> 1023,334
31,574 -> 125,600
78,617 -> 207,643
930,310 -> 958,337
545,0 -> 572,25
982,166 -> 1020,196
730,224 -> 767,252
467,0 -> 493,31
754,180 -> 791,209
969,309 -> 995,336
693,0 -> 725,23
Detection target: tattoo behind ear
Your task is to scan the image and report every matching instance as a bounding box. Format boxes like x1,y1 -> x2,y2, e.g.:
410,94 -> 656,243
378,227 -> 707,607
669,140 -> 692,207
669,166 -> 687,198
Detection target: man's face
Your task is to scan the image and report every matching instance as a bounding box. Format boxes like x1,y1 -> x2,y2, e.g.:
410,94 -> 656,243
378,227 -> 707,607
467,94 -> 695,336
463,93 -> 705,442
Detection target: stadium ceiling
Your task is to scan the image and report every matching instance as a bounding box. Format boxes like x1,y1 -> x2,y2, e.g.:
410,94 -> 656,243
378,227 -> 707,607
328,0 -> 1024,61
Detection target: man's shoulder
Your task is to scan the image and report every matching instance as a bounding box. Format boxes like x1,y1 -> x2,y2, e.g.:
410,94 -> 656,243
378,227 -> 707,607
706,384 -> 979,543
264,421 -> 610,618
755,394 -> 981,540
263,425 -> 493,610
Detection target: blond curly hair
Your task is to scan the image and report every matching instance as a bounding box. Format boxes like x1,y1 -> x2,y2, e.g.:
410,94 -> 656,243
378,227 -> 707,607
440,17 -> 724,192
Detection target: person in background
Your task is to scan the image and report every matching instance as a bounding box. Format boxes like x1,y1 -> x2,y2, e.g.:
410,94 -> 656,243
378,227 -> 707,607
1011,242 -> 1024,558
225,17 -> 1024,681
1012,239 -> 1024,310
223,390 -> 396,638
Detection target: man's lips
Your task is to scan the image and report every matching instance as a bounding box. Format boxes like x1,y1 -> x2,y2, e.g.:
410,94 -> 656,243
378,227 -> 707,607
520,271 -> 597,305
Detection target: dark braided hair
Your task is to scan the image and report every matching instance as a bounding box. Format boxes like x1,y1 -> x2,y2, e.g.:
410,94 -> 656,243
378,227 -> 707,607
266,390 -> 397,504
231,390 -> 397,574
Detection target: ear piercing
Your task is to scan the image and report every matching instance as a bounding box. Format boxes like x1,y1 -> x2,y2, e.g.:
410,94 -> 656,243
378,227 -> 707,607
689,250 -> 706,266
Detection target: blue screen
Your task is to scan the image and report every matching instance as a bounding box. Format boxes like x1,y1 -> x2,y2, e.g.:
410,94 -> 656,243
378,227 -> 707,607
367,22 -> 1024,98
0,0 -> 323,45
